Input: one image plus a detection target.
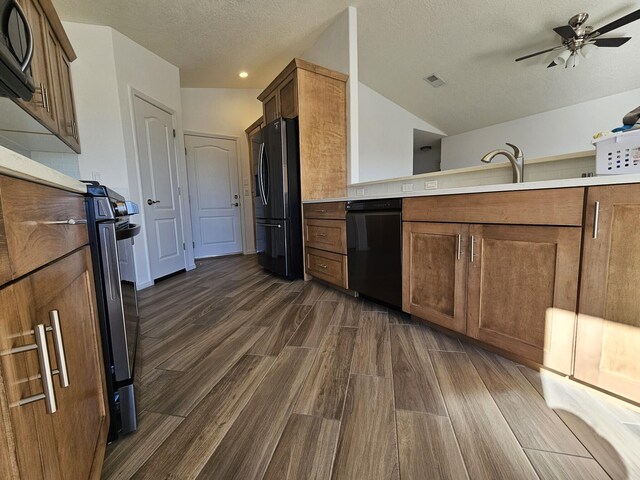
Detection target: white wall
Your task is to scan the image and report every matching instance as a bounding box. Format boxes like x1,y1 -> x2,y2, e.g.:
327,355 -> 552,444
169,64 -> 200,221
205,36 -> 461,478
441,87 -> 640,170
302,7 -> 359,184
62,24 -> 128,193
64,22 -> 194,289
358,83 -> 445,182
180,88 -> 263,253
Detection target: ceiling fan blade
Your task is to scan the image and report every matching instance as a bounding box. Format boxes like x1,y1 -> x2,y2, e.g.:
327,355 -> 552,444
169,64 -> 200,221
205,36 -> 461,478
593,37 -> 632,47
547,61 -> 558,68
515,45 -> 564,62
553,25 -> 577,39
591,9 -> 640,37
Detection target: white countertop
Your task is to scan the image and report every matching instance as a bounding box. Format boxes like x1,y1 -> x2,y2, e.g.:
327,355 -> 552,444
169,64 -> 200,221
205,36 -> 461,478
0,146 -> 86,193
303,173 -> 640,203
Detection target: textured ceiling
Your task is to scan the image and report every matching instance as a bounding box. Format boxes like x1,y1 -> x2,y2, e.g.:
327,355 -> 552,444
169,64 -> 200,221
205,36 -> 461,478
53,0 -> 640,134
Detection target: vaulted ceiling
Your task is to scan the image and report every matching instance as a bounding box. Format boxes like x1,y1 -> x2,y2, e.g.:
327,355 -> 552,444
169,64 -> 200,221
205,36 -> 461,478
53,0 -> 640,134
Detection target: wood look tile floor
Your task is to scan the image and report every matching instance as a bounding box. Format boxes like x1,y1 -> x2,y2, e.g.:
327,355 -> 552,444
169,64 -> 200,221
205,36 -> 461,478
102,255 -> 640,480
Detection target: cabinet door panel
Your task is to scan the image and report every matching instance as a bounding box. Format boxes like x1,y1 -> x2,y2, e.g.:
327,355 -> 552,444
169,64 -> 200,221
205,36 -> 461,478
16,0 -> 57,132
279,72 -> 297,118
0,247 -> 107,478
467,225 -> 580,372
263,90 -> 279,123
575,185 -> 640,402
56,49 -> 80,152
403,222 -> 468,333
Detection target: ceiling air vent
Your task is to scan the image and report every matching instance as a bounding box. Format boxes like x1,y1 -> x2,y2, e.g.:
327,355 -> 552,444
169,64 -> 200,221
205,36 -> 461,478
424,73 -> 446,88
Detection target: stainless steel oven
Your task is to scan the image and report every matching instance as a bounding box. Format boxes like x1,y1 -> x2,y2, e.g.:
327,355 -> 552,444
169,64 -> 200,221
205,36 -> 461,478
84,181 -> 140,442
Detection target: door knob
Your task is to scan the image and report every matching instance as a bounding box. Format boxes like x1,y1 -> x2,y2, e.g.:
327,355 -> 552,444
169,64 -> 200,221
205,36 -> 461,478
233,202 -> 239,207
147,199 -> 160,205
234,194 -> 239,199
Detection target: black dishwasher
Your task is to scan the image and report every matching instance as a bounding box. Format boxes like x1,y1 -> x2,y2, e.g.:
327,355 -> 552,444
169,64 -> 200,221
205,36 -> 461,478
346,199 -> 402,309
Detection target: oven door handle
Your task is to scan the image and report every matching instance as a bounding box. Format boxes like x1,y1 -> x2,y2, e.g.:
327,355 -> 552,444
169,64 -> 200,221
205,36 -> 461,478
12,1 -> 34,73
115,224 -> 141,241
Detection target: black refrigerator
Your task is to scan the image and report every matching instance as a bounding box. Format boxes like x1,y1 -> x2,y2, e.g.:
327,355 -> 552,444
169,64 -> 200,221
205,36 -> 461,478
252,118 -> 303,279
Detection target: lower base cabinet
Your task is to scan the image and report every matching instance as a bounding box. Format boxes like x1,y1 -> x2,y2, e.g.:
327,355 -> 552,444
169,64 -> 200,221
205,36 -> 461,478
466,224 -> 581,373
403,222 -> 581,374
574,185 -> 640,403
0,247 -> 108,478
402,222 -> 469,334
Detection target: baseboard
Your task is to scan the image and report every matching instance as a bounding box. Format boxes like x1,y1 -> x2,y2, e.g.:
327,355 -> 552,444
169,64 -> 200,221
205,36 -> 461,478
136,280 -> 154,291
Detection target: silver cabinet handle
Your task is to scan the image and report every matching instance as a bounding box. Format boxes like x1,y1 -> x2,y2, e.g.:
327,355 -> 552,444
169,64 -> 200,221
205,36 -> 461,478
469,235 -> 476,263
42,218 -> 87,225
257,223 -> 282,228
318,209 -> 327,213
315,233 -> 328,238
35,84 -> 45,108
43,85 -> 50,113
34,324 -> 57,414
456,234 -> 462,260
49,311 -> 69,388
592,201 -> 600,239
317,263 -> 328,269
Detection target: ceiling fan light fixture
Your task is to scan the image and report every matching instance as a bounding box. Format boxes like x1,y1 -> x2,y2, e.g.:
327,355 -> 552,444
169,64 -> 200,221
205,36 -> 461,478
554,49 -> 571,65
580,43 -> 597,59
566,52 -> 580,68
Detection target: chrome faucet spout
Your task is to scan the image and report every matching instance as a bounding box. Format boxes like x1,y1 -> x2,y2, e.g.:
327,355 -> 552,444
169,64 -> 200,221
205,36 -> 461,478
480,143 -> 525,183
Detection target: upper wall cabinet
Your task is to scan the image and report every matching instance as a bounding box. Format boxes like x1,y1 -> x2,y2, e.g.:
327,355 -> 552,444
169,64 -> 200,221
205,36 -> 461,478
3,0 -> 80,153
258,59 -> 348,200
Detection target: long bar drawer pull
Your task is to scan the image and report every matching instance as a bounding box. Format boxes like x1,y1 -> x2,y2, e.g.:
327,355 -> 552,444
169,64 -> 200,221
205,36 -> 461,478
49,311 -> 70,388
592,201 -> 600,239
456,234 -> 462,260
33,324 -> 57,414
42,218 -> 87,225
469,235 -> 476,263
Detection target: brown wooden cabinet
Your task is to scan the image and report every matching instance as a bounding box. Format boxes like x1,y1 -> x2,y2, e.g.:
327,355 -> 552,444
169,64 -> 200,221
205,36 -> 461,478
402,188 -> 583,373
0,176 -> 107,478
258,59 -> 347,200
303,202 -> 348,289
12,0 -> 80,153
574,184 -> 640,403
466,224 -> 581,372
17,0 -> 57,133
403,222 -> 469,334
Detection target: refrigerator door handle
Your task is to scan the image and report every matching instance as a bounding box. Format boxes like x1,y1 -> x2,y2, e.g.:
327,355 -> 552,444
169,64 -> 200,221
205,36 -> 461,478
262,144 -> 270,205
258,142 -> 266,205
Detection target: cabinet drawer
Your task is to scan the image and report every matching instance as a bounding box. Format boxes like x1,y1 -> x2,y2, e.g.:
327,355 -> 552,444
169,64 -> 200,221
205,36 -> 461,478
305,247 -> 347,289
303,202 -> 346,220
403,188 -> 585,226
304,219 -> 346,254
0,176 -> 88,279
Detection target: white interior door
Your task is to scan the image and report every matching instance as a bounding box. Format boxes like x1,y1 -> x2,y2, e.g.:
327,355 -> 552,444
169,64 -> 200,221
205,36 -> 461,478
185,134 -> 243,258
133,95 -> 185,280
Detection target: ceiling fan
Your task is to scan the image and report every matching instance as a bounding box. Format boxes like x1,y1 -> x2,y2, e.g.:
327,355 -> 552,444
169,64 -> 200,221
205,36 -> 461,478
515,8 -> 640,68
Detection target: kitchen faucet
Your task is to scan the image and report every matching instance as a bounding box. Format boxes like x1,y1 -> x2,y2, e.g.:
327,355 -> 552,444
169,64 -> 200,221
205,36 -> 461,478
481,143 -> 525,183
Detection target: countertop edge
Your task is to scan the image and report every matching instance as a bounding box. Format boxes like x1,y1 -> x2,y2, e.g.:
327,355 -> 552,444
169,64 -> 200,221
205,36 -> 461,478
0,146 -> 87,194
303,174 -> 640,204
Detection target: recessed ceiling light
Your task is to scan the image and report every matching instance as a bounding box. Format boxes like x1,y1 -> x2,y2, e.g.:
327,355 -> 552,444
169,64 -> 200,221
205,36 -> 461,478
239,71 -> 248,78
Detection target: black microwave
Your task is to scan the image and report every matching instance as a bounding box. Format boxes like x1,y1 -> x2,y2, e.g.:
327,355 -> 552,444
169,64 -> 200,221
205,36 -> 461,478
0,0 -> 35,100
